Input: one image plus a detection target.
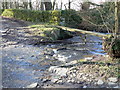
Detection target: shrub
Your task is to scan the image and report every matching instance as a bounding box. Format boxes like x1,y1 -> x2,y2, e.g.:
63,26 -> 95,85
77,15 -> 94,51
0,9 -> 4,15
50,10 -> 61,25
61,9 -> 82,28
1,9 -> 14,17
2,9 -> 82,26
103,36 -> 120,58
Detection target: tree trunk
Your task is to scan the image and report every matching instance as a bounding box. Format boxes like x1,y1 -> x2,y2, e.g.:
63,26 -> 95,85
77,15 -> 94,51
60,0 -> 63,10
40,2 -> 44,11
53,0 -> 56,10
103,1 -> 120,58
44,1 -> 52,10
14,2 -> 19,9
10,2 -> 13,9
23,2 -> 28,9
5,1 -> 8,9
68,0 -> 71,9
114,1 -> 119,35
2,2 -> 5,9
29,0 -> 32,10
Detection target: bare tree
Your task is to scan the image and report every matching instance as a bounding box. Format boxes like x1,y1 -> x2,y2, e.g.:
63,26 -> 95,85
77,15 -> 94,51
40,2 -> 44,11
23,2 -> 28,9
14,1 -> 19,9
44,1 -> 52,10
60,0 -> 63,10
2,1 -> 5,9
5,0 -> 8,9
9,1 -> 13,9
114,1 -> 119,36
68,0 -> 71,9
53,0 -> 56,10
29,0 -> 32,10
81,2 -> 90,10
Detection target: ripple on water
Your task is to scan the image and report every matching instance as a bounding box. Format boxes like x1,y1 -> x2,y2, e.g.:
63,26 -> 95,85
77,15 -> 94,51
2,34 -> 105,88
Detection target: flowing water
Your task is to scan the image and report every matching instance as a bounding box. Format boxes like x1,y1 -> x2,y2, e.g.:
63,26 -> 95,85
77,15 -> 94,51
1,17 -> 105,88
2,35 -> 105,88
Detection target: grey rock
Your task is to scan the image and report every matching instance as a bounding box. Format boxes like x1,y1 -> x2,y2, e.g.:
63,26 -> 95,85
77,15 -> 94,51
31,55 -> 35,57
52,49 -> 58,53
83,86 -> 87,88
53,54 -> 57,57
97,80 -> 104,85
51,78 -> 59,83
72,73 -> 76,77
57,54 -> 68,62
26,83 -> 38,88
84,57 -> 93,61
19,57 -> 24,59
56,80 -> 63,84
42,79 -> 49,83
67,80 -> 71,83
14,46 -> 17,48
108,77 -> 118,83
108,82 -> 116,85
79,73 -> 84,76
82,76 -> 87,80
76,81 -> 81,84
67,79 -> 74,83
49,66 -> 68,77
44,50 -> 54,56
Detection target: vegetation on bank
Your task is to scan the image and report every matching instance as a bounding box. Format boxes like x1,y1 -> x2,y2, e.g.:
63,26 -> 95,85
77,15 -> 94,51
1,9 -> 82,28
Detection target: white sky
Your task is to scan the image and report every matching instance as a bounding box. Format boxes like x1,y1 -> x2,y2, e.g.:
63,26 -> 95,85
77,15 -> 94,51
54,0 -> 106,10
30,0 -> 108,10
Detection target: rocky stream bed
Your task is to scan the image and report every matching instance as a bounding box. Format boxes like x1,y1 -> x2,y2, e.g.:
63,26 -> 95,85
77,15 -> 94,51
1,16 -> 119,88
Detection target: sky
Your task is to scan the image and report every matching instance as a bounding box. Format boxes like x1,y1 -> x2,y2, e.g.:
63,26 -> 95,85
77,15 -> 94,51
30,0 -> 105,10
54,0 -> 105,10
0,0 -> 106,10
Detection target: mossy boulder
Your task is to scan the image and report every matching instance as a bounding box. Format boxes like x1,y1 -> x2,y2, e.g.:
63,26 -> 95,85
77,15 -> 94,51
43,28 -> 73,41
29,25 -> 73,41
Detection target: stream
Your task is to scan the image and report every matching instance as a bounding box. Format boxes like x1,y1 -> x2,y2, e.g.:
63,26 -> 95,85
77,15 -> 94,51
1,17 -> 106,88
2,35 -> 104,88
